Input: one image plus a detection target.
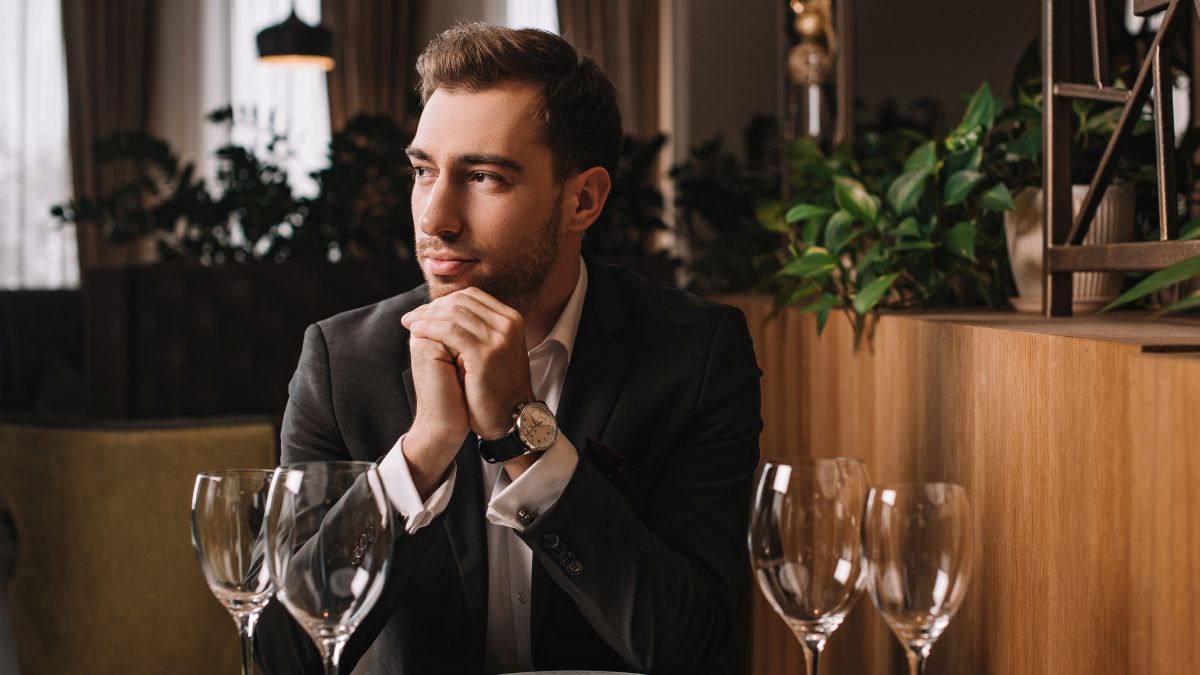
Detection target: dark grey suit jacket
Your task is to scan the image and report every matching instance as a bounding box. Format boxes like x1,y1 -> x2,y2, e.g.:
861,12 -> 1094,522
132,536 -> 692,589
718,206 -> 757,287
255,259 -> 762,675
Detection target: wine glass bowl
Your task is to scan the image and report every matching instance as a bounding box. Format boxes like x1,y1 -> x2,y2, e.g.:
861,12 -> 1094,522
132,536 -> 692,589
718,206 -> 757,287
748,457 -> 871,674
191,469 -> 276,675
865,482 -> 974,674
265,461 -> 394,675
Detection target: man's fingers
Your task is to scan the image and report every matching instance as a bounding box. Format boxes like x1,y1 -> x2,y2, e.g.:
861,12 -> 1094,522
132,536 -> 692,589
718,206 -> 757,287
408,318 -> 485,361
458,287 -> 522,322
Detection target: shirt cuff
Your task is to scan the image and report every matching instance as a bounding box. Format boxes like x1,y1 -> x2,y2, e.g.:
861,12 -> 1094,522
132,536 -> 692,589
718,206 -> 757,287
378,433 -> 456,534
485,432 -> 579,532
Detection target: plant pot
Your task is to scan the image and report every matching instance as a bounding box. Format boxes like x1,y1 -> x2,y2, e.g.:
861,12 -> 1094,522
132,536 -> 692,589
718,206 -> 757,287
1004,184 -> 1135,313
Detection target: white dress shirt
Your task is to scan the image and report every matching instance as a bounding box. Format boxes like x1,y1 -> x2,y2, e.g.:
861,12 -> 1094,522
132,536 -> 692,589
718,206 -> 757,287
378,260 -> 587,673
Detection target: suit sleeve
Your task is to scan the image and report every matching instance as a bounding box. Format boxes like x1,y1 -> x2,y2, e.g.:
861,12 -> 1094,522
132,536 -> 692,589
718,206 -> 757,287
255,323 -> 453,675
517,306 -> 763,673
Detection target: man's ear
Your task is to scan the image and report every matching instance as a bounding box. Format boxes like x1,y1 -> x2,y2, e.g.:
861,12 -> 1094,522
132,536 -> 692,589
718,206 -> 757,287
563,166 -> 612,235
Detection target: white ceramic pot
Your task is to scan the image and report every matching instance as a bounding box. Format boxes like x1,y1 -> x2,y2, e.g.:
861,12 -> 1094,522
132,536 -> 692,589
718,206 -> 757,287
1004,184 -> 1136,313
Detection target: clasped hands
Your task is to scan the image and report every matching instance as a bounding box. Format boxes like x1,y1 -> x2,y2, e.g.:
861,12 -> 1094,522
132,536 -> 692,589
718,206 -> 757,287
400,287 -> 536,496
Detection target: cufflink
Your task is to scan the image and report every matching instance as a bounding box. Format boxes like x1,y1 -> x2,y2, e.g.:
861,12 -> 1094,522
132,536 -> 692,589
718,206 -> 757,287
517,508 -> 537,525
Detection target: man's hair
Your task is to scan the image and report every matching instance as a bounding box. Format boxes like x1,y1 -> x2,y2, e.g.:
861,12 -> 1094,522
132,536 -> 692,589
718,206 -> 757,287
416,22 -> 623,181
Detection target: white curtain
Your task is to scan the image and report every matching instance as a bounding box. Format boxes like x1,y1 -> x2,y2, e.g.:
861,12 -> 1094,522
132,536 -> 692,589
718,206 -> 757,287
152,0 -> 331,199
0,0 -> 78,289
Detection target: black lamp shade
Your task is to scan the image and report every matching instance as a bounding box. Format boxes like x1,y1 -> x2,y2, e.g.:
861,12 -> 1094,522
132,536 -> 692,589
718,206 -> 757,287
256,11 -> 334,70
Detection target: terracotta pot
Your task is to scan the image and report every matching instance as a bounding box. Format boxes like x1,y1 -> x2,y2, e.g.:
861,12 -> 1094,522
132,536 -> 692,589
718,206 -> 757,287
1004,184 -> 1135,313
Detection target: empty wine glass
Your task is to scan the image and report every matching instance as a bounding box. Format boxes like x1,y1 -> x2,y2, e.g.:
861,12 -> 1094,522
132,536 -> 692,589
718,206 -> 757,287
265,461 -> 394,675
748,457 -> 871,675
865,482 -> 974,675
191,469 -> 276,675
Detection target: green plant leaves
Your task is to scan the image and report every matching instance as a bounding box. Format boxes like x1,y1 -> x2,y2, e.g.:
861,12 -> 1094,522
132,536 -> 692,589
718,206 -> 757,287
1153,291 -> 1200,317
1101,255 -> 1200,312
834,176 -> 878,223
959,82 -> 1000,134
785,203 -> 832,224
944,146 -> 982,176
1006,124 -> 1041,161
944,170 -> 984,205
943,221 -> 977,260
978,183 -> 1015,211
887,168 -> 931,214
903,141 -> 938,173
852,273 -> 900,316
1180,218 -> 1200,241
799,292 -> 840,333
894,216 -> 923,239
825,212 -> 858,253
781,247 -> 838,278
757,200 -> 789,233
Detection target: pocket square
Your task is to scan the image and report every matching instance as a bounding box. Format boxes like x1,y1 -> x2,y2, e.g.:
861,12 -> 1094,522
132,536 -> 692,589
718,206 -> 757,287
583,437 -> 630,479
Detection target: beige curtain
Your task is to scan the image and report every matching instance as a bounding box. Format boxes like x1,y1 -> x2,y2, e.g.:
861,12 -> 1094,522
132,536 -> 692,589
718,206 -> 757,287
556,0 -> 660,138
322,0 -> 422,132
61,0 -> 157,274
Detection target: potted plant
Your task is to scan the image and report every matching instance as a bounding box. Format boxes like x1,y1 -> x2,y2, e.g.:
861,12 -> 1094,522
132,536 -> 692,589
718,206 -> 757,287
768,83 -> 1015,346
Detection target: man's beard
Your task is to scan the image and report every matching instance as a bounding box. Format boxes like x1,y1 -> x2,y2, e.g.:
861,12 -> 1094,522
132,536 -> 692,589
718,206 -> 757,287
418,200 -> 562,314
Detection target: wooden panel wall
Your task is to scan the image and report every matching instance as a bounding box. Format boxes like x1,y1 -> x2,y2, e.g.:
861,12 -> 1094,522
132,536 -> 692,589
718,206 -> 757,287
721,295 -> 1200,675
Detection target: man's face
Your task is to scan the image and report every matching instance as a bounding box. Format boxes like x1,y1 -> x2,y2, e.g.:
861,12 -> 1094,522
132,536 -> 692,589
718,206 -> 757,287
407,85 -> 565,313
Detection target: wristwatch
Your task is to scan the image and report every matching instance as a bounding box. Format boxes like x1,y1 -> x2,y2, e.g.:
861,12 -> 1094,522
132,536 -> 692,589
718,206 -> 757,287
477,400 -> 558,463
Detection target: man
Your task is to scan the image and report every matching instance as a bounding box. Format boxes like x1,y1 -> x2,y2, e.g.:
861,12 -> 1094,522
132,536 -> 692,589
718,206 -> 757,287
256,23 -> 762,675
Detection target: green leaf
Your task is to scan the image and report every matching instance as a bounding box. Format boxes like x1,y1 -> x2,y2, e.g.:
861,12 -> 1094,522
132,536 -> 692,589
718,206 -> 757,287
944,147 -> 982,176
1180,219 -> 1200,241
944,170 -> 984,206
824,213 -> 858,253
834,176 -> 878,223
903,141 -> 938,173
798,292 -> 840,334
1101,255 -> 1200,311
856,241 -> 885,276
887,168 -> 931,214
893,239 -> 937,252
852,273 -> 900,316
785,203 -> 833,224
958,82 -> 1000,133
1153,291 -> 1200,317
802,218 -> 822,246
894,216 -> 923,239
780,247 -> 838,279
757,201 -> 789,233
1006,124 -> 1042,161
978,183 -> 1016,212
943,221 -> 977,260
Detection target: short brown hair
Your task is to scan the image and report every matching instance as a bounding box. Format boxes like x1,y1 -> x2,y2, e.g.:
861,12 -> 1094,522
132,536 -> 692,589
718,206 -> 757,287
415,22 -> 622,181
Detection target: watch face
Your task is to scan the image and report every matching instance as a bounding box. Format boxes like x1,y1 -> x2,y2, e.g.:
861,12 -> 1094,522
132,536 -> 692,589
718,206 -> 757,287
517,402 -> 557,451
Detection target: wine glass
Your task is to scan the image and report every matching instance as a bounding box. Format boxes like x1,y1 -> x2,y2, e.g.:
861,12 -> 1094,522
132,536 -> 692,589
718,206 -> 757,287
748,457 -> 871,675
264,461 -> 394,675
191,469 -> 276,675
865,482 -> 974,675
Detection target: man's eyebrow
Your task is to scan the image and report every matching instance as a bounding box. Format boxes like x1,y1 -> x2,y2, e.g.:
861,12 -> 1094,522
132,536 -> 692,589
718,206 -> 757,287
404,146 -> 524,174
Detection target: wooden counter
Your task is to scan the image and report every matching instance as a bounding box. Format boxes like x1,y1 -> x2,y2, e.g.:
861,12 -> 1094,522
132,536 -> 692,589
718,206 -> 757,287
719,297 -> 1200,675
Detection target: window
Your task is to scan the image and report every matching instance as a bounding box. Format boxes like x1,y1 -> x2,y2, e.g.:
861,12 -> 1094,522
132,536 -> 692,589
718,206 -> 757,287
0,0 -> 77,288
504,0 -> 559,33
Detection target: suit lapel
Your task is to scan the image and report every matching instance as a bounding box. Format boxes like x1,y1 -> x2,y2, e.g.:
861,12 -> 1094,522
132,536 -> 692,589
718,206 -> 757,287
531,259 -> 631,640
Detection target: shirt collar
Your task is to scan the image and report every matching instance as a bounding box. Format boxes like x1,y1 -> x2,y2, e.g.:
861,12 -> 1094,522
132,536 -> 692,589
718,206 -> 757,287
529,257 -> 587,362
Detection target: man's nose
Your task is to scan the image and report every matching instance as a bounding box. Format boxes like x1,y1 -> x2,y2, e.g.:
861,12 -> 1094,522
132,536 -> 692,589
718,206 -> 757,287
415,177 -> 463,238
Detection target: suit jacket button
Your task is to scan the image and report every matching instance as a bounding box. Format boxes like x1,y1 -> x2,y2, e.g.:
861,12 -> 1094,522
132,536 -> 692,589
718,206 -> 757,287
566,560 -> 583,576
557,551 -> 575,566
543,533 -> 561,550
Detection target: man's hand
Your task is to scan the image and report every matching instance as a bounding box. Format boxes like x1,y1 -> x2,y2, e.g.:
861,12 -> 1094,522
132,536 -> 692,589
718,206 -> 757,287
403,335 -> 470,499
402,288 -> 534,442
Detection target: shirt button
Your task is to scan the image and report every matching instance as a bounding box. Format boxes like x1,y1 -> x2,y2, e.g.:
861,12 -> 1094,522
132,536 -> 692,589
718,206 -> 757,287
516,592 -> 529,604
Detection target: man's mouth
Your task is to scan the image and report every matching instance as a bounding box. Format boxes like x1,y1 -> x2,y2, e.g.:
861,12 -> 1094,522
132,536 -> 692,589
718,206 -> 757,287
424,255 -> 478,276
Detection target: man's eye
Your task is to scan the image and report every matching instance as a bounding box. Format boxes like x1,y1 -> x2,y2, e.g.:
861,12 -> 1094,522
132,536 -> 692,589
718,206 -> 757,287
410,166 -> 433,181
469,172 -> 500,184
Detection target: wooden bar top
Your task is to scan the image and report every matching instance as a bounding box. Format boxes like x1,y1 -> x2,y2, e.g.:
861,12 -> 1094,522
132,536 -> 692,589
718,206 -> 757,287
718,298 -> 1200,675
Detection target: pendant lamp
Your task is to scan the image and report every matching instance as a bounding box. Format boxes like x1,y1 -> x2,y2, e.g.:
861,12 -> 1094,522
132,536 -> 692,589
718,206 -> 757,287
256,4 -> 334,70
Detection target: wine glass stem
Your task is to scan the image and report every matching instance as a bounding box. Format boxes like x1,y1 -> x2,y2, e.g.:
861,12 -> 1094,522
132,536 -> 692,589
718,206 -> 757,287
321,638 -> 347,675
906,649 -> 927,675
801,635 -> 826,675
237,612 -> 260,675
